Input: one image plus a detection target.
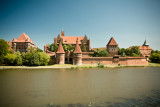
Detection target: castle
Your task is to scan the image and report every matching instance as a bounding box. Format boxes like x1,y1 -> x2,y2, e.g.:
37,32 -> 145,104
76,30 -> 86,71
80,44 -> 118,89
6,31 -> 152,66
7,33 -> 37,53
43,31 -> 151,66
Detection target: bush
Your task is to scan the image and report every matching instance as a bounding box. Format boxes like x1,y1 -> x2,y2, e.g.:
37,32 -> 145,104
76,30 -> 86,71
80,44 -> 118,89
0,39 -> 9,65
38,52 -> 50,65
118,46 -> 140,57
97,62 -> 104,68
15,51 -> 22,65
5,53 -> 17,65
91,49 -> 109,57
149,53 -> 160,63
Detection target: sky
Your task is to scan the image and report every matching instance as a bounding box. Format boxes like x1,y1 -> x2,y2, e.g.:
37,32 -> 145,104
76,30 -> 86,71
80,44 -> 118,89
0,0 -> 160,50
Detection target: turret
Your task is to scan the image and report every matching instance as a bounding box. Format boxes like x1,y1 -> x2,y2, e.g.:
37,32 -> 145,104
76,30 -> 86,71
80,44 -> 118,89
106,37 -> 118,57
73,38 -> 82,65
61,31 -> 65,37
56,42 -> 65,64
143,40 -> 149,46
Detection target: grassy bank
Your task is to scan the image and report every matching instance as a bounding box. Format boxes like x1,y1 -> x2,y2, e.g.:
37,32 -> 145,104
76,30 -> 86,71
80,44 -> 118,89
0,63 -> 160,69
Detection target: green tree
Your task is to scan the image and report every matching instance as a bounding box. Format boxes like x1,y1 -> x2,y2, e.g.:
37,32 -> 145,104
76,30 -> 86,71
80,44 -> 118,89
50,43 -> 58,52
15,51 -> 22,65
39,52 -> 50,65
81,42 -> 87,52
130,46 -> 140,56
118,48 -> 126,56
91,49 -> 109,57
68,44 -> 75,52
149,53 -> 160,63
5,53 -> 17,65
36,48 -> 43,52
31,52 -> 40,66
0,39 -> 9,64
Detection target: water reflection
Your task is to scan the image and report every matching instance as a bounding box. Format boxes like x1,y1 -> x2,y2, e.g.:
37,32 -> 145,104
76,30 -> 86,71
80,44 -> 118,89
0,67 -> 160,107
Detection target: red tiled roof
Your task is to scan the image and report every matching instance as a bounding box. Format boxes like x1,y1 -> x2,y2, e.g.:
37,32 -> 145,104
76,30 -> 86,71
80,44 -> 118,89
61,36 -> 84,44
138,46 -> 152,50
73,39 -> 82,53
107,37 -> 118,45
92,47 -> 106,50
12,33 -> 34,44
56,42 -> 65,53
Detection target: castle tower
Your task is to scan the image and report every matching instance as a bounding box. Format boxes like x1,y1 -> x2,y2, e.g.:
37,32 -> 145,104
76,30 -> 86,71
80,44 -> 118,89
61,31 -> 65,37
56,42 -> 65,64
73,38 -> 82,65
106,37 -> 118,57
142,40 -> 149,46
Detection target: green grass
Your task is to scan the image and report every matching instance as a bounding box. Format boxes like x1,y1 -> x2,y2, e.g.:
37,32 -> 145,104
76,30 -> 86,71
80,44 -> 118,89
0,63 -> 160,69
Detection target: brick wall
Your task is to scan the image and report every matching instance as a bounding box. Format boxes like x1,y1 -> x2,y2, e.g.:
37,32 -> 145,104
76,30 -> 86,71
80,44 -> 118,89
82,57 -> 148,66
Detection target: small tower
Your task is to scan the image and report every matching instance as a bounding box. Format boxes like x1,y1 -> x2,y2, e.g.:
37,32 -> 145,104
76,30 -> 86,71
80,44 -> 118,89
106,37 -> 118,57
73,38 -> 82,65
61,31 -> 65,37
56,42 -> 65,64
142,40 -> 149,46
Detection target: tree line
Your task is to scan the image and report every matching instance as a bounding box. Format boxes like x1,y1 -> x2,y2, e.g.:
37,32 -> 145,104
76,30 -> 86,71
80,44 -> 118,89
0,39 -> 50,66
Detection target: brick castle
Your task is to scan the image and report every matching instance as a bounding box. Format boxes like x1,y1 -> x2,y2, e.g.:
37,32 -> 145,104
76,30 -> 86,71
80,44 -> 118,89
7,31 -> 152,66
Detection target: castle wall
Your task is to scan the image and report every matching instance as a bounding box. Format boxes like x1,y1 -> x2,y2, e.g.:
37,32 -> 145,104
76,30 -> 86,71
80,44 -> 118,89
82,52 -> 94,57
82,57 -> 148,66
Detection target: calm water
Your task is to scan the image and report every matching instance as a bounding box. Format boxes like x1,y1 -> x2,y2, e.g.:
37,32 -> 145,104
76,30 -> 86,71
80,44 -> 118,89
0,67 -> 160,107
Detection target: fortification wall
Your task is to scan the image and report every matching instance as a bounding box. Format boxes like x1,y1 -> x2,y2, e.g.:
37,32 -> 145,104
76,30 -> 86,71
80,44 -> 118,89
82,57 -> 148,66
82,52 -> 94,57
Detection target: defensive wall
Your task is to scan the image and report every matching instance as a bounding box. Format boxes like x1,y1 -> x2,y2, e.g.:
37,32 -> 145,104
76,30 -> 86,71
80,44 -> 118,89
82,56 -> 148,66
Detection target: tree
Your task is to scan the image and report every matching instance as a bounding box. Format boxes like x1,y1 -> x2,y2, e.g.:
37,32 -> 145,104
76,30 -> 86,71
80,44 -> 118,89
50,43 -> 58,52
81,42 -> 87,52
118,48 -> 126,57
149,53 -> 160,63
91,49 -> 109,57
31,52 -> 40,66
15,51 -> 22,65
36,48 -> 43,52
5,53 -> 17,65
38,52 -> 50,65
0,39 -> 9,64
130,46 -> 140,56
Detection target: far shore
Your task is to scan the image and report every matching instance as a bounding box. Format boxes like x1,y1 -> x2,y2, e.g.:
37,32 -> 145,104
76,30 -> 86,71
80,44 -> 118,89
0,63 -> 160,69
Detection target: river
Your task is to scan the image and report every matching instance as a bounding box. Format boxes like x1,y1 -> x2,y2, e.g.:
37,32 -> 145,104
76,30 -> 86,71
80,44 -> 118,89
0,67 -> 160,107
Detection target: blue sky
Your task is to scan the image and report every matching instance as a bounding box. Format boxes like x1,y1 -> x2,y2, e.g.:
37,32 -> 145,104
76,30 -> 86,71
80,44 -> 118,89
0,0 -> 160,50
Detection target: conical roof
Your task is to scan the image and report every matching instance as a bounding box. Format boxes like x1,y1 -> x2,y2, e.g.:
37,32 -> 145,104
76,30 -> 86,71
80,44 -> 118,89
107,37 -> 118,46
56,42 -> 65,53
73,38 -> 82,53
143,40 -> 149,46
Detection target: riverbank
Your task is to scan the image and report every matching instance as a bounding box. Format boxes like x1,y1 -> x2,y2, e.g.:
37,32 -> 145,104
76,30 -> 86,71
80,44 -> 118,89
0,63 -> 160,69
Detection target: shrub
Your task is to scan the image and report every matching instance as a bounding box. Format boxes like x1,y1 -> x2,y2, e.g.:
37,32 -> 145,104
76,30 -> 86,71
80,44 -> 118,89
97,62 -> 104,68
38,52 -> 50,65
149,53 -> 160,63
91,49 -> 109,57
5,53 -> 17,65
0,39 -> 9,65
15,51 -> 22,65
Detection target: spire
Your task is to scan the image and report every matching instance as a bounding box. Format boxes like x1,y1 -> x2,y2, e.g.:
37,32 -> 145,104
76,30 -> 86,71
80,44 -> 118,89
12,37 -> 17,42
61,31 -> 64,37
73,38 -> 82,53
143,40 -> 149,46
107,37 -> 118,46
56,42 -> 65,53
